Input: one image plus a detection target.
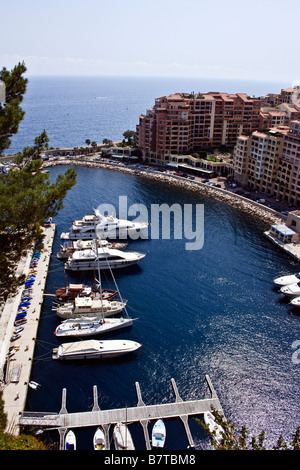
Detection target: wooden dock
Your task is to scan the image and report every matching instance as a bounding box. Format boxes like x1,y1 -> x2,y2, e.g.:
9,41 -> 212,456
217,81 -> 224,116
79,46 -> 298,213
19,375 -> 224,450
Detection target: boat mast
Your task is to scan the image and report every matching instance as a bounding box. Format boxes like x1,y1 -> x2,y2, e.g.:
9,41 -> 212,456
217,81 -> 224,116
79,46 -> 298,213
94,222 -> 104,322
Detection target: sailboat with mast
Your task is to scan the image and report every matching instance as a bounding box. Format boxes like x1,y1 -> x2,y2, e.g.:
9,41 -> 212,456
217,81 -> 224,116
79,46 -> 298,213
54,227 -> 137,337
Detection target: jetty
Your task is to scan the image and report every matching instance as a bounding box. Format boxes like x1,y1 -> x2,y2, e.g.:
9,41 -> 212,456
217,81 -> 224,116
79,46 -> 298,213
19,375 -> 224,450
0,224 -> 56,435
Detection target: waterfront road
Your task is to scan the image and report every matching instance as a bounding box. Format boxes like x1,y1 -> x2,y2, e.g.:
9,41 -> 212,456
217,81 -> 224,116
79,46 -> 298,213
0,224 -> 56,435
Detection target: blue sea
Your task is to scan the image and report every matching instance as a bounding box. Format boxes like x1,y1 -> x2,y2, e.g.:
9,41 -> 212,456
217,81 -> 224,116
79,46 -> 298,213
7,75 -> 289,155
10,76 -> 299,450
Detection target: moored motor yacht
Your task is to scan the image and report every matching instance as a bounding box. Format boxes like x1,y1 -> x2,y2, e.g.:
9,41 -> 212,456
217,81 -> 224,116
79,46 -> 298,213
57,238 -> 127,259
54,316 -> 135,338
65,247 -> 146,271
274,272 -> 300,286
280,281 -> 300,297
54,296 -> 127,319
55,283 -> 117,303
52,339 -> 141,360
60,210 -> 149,240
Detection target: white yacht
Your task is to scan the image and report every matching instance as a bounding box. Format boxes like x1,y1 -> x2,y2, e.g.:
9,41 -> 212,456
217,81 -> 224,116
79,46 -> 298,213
289,296 -> 300,307
113,422 -> 135,450
54,296 -> 127,319
65,247 -> 146,271
60,213 -> 100,240
57,238 -> 127,259
52,339 -> 142,360
274,272 -> 300,286
60,210 -> 149,240
54,316 -> 135,338
93,427 -> 106,450
152,419 -> 166,448
280,281 -> 300,297
203,411 -> 224,445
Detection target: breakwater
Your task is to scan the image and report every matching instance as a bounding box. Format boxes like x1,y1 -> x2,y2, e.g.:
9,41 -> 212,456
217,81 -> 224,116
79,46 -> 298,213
44,158 -> 281,226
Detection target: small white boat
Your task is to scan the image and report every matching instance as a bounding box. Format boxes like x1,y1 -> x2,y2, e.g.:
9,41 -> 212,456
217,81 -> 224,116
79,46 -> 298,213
54,296 -> 127,319
93,427 -> 106,450
289,296 -> 300,307
54,316 -> 135,338
28,381 -> 41,390
152,419 -> 166,448
274,272 -> 300,286
203,411 -> 224,444
65,430 -> 76,450
52,339 -> 142,360
280,281 -> 300,297
113,422 -> 135,450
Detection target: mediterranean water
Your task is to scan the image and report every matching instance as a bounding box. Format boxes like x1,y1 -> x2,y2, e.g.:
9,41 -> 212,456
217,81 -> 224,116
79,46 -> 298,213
10,76 -> 299,450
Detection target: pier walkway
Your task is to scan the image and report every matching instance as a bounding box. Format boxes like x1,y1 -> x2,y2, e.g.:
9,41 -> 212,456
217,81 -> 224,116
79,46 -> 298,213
0,224 -> 56,435
19,375 -> 224,449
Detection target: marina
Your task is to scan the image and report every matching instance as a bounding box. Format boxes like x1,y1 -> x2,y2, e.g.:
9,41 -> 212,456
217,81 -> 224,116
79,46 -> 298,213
0,163 -> 299,449
19,376 -> 224,450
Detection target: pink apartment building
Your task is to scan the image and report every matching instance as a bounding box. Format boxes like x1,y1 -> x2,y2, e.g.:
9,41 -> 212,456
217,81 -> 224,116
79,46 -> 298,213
136,92 -> 261,164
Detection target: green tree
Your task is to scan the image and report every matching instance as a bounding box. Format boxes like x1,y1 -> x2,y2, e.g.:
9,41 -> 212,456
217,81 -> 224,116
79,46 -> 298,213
122,130 -> 136,146
0,64 -> 77,298
0,62 -> 28,155
102,138 -> 113,145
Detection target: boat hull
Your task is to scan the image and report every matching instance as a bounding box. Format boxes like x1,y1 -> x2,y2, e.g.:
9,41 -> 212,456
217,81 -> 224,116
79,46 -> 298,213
54,317 -> 134,337
52,339 -> 141,360
61,223 -> 149,241
65,256 -> 145,271
280,284 -> 300,297
203,411 -> 224,444
55,301 -> 126,319
152,419 -> 166,448
113,423 -> 135,450
94,427 -> 106,450
65,430 -> 76,450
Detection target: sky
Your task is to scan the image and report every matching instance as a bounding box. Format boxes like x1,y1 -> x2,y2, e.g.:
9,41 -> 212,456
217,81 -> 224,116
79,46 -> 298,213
1,0 -> 300,83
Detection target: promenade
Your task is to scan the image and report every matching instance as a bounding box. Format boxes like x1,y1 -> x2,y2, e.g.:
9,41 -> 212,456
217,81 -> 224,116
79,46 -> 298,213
0,224 -> 56,435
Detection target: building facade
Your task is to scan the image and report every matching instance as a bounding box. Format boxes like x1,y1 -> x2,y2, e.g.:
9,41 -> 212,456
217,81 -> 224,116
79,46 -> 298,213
136,92 -> 261,164
233,120 -> 300,205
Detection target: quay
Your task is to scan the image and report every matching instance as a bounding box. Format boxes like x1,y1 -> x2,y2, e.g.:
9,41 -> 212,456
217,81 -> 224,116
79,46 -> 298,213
19,375 -> 224,450
264,230 -> 300,262
0,224 -> 56,435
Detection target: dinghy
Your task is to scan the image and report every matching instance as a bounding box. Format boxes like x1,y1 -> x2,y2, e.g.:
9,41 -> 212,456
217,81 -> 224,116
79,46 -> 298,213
65,430 -> 76,450
29,381 -> 41,390
93,427 -> 106,450
152,419 -> 166,448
